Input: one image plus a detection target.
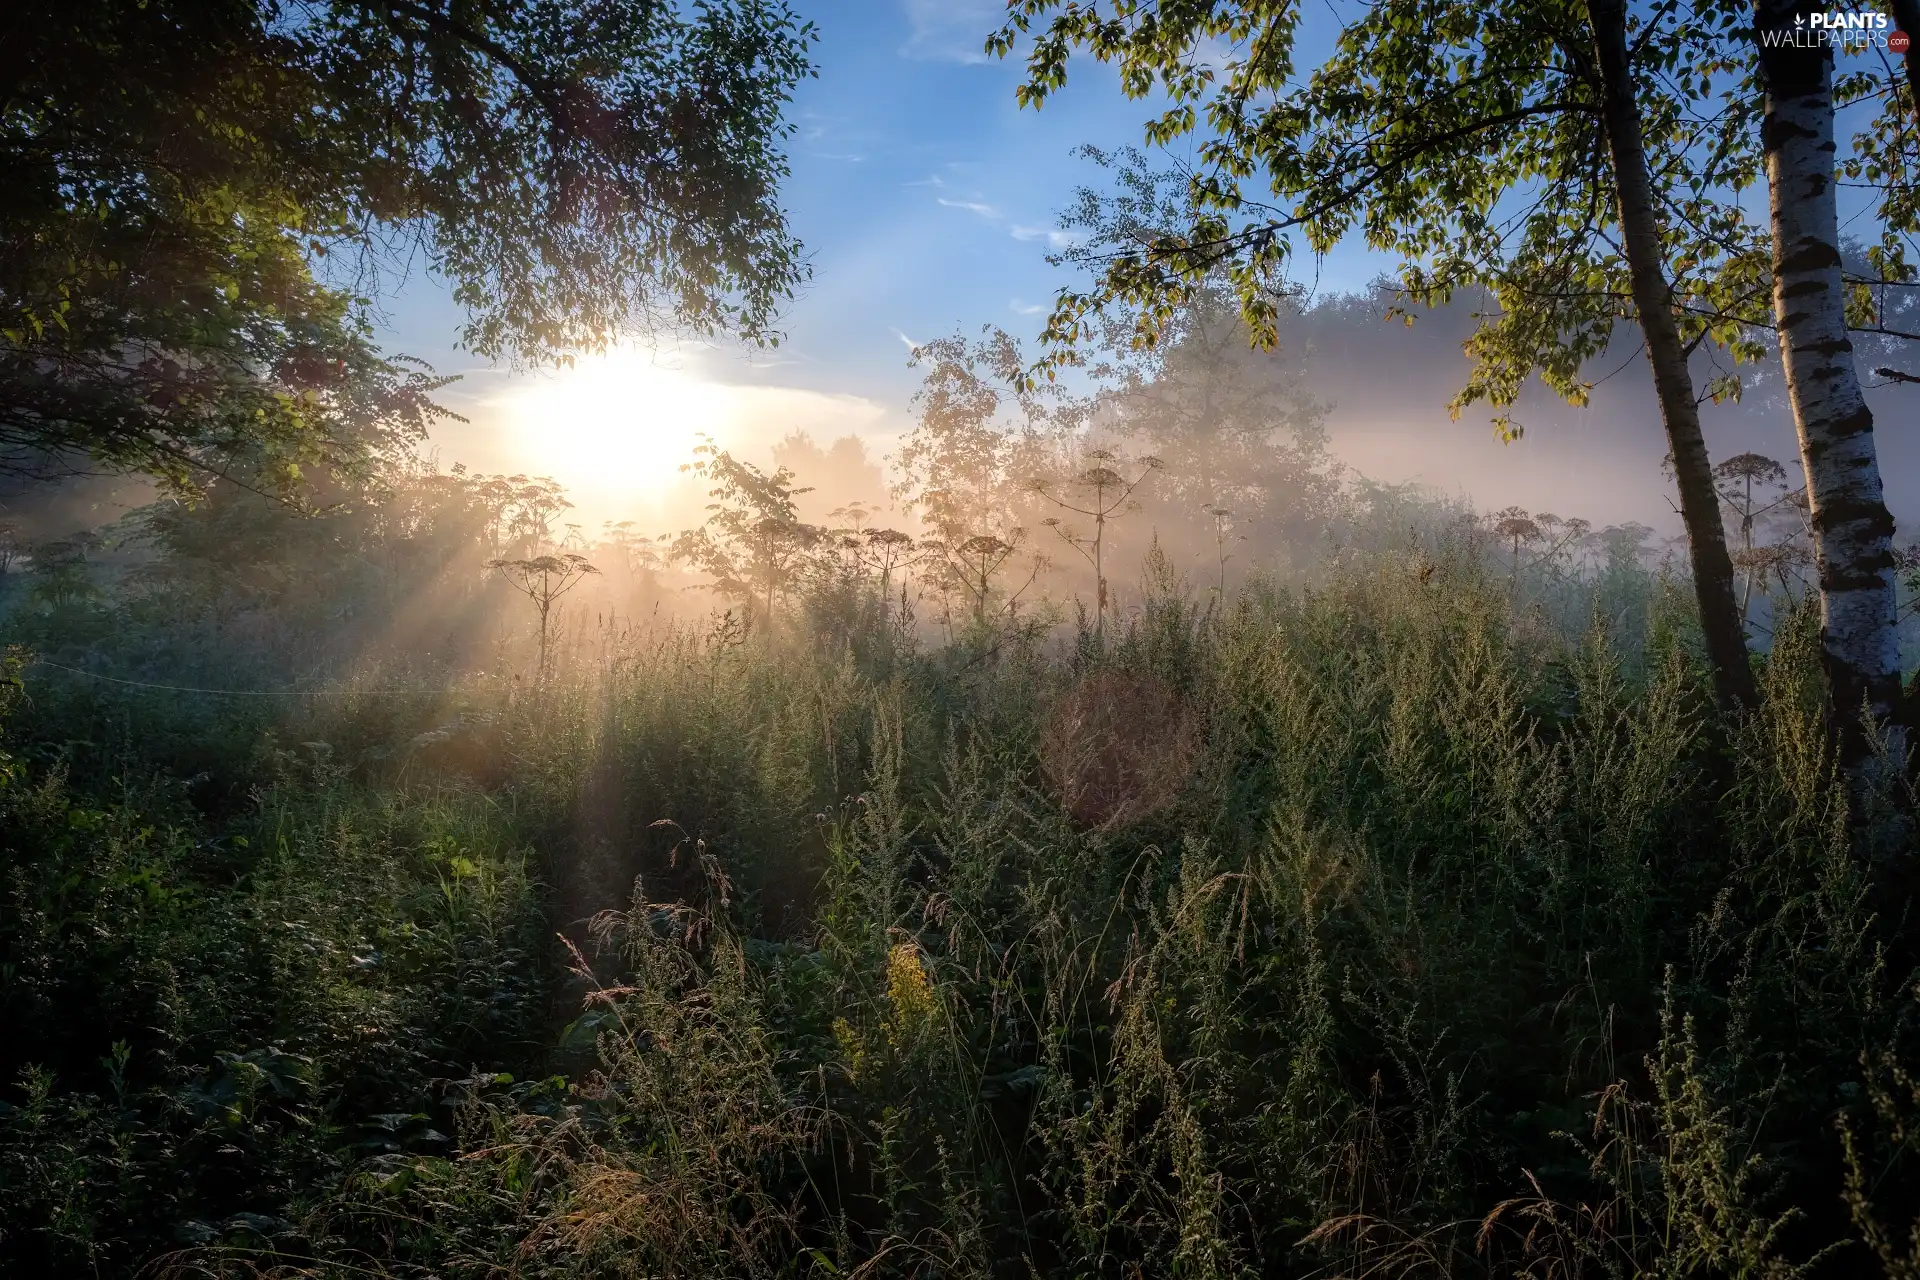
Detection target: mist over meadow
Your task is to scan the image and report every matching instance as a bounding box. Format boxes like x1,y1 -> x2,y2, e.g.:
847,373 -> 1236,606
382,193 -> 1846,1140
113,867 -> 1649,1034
16,277 -> 1912,630
4,2 -> 1920,1278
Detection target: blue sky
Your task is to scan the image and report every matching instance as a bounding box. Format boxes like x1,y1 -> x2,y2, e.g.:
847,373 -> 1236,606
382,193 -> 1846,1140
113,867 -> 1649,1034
378,5 -> 1132,428
361,2 -> 1915,538
382,0 -> 1390,378
370,1 -> 1386,523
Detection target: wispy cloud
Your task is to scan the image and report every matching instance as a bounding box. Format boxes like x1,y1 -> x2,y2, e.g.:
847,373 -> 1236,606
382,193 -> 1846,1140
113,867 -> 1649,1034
938,196 -> 1000,219
797,109 -> 868,163
898,0 -> 1002,64
1012,224 -> 1077,251
890,327 -> 920,351
1009,298 -> 1047,316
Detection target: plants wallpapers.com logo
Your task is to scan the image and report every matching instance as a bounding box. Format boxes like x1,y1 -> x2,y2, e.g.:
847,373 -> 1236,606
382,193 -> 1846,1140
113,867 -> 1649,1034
1759,10 -> 1913,52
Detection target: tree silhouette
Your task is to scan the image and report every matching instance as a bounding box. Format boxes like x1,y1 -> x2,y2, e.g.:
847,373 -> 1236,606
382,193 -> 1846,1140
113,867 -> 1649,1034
672,437 -> 824,629
601,521 -> 667,596
1031,450 -> 1162,641
3,0 -> 815,495
467,474 -> 572,559
490,553 -> 598,679
896,328 -> 1077,545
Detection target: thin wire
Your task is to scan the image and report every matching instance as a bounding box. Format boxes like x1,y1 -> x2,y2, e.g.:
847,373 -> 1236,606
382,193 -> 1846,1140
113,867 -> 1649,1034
25,659 -> 478,699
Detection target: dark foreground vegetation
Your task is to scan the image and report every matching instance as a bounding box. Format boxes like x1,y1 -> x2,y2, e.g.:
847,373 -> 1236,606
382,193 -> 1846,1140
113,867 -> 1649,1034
4,504 -> 1918,1278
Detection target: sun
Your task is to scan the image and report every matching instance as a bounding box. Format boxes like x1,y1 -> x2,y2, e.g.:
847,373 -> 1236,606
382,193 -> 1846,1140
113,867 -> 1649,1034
498,350 -> 727,500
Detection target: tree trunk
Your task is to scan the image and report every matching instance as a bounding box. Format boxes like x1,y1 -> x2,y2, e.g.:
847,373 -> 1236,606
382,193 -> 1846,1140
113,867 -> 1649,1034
1757,0 -> 1906,769
1093,512 -> 1106,643
1586,0 -> 1758,711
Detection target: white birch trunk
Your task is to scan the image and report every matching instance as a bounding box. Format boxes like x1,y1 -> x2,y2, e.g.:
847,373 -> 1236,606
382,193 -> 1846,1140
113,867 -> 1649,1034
1757,0 -> 1906,771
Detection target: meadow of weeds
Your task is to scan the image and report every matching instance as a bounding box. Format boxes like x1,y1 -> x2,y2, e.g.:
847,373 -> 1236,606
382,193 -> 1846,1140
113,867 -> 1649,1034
2,519 -> 1917,1278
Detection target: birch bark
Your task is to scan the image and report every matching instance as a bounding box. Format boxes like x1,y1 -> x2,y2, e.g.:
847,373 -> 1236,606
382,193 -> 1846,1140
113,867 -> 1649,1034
1757,0 -> 1906,769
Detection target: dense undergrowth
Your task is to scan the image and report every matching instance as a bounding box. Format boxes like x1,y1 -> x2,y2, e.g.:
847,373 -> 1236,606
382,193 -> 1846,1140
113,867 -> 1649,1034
3,529 -> 1918,1277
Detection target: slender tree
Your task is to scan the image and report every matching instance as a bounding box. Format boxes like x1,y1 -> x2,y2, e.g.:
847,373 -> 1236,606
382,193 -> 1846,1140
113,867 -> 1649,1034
672,438 -> 823,628
489,552 -> 598,679
895,327 -> 1075,546
1584,0 -> 1758,709
994,0 -> 1766,709
1754,0 -> 1906,766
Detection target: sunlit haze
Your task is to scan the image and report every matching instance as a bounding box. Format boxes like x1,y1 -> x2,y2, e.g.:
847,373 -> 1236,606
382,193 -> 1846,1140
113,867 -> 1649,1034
12,2 -> 1920,1269
377,0 -> 1915,537
498,353 -> 722,499
482,347 -> 889,528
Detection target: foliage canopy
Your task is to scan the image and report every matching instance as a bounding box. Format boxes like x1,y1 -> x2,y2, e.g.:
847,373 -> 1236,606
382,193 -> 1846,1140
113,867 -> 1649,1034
1,0 -> 816,494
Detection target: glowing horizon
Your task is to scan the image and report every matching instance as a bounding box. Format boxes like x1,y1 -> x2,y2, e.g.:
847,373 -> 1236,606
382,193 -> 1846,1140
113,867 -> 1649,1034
495,350 -> 727,503
474,347 -> 895,533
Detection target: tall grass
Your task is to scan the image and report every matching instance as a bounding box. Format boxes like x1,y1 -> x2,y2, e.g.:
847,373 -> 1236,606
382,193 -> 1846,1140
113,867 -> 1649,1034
368,548 -> 1909,1275
3,524 -> 1914,1277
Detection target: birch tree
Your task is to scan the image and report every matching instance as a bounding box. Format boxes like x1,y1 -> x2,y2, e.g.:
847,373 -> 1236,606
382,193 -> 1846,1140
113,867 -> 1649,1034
1750,0 -> 1906,766
998,0 -> 1913,759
